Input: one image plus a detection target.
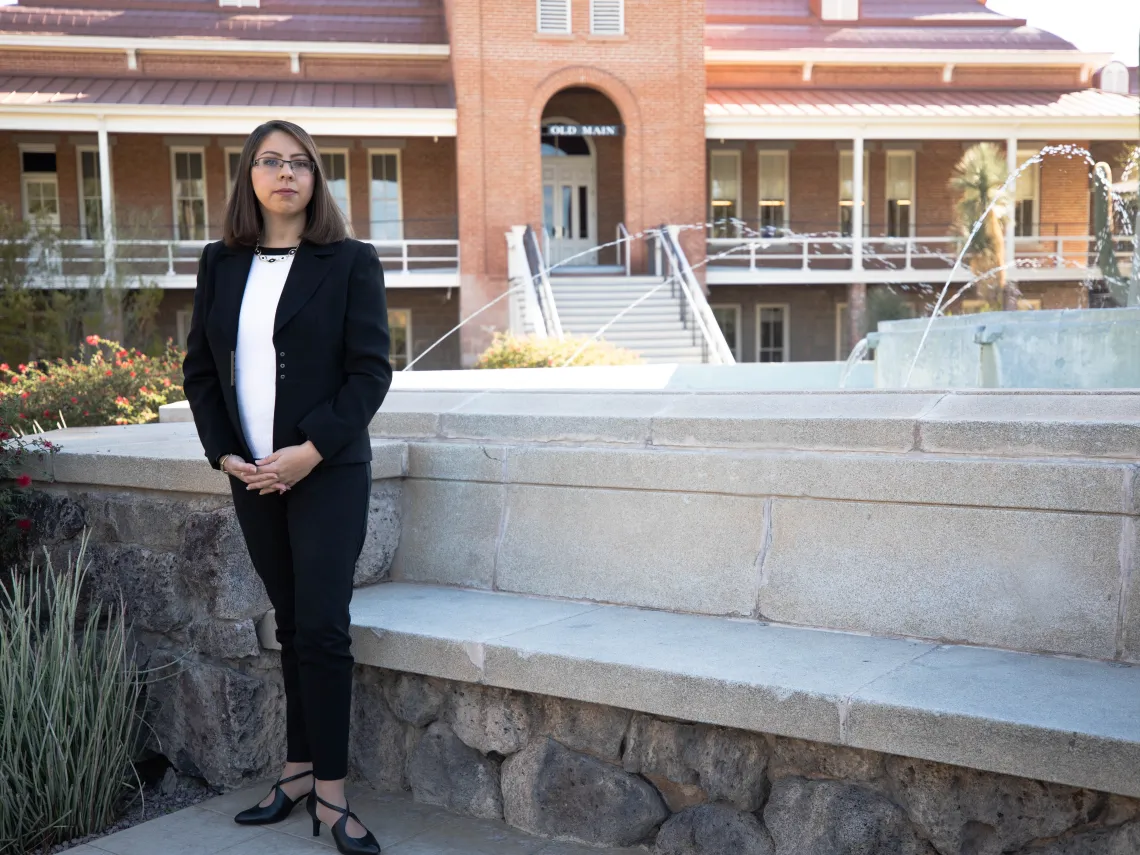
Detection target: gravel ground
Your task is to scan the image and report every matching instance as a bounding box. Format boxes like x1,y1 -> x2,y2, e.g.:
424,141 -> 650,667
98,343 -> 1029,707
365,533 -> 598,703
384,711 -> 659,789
35,768 -> 220,855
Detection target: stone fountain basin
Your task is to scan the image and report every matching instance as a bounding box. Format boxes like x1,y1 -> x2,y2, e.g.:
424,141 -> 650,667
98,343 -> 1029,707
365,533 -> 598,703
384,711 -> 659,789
872,307 -> 1140,389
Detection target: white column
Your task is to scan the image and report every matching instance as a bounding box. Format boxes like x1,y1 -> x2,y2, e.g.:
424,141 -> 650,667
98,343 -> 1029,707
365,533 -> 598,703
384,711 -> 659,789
98,119 -> 115,279
1005,136 -> 1018,298
852,135 -> 864,271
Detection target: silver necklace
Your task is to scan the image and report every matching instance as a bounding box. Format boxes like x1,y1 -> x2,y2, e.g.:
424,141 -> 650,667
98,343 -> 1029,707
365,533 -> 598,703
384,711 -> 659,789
254,242 -> 298,263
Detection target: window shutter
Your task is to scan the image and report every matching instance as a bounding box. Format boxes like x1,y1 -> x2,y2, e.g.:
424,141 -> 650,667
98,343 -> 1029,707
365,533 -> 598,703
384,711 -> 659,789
591,0 -> 623,35
538,0 -> 571,33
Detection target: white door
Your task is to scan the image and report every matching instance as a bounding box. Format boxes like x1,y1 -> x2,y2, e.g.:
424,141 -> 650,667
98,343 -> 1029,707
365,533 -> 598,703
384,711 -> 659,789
542,158 -> 597,267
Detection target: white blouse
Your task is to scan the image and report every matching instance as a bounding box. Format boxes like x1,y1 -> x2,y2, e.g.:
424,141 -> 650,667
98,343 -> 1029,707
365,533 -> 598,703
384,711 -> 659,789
235,250 -> 293,461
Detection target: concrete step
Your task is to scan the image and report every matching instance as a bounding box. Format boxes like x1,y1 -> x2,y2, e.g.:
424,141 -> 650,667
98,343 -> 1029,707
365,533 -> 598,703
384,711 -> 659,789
262,582 -> 1140,799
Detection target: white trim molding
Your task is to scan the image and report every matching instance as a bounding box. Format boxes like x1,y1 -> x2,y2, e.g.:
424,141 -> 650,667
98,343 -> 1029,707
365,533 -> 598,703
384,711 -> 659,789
704,47 -> 1114,68
0,33 -> 450,59
0,106 -> 458,138
705,115 -> 1137,141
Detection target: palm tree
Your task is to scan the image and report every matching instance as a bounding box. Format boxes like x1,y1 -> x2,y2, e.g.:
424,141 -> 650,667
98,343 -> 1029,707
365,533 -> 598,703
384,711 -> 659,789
949,142 -> 1016,311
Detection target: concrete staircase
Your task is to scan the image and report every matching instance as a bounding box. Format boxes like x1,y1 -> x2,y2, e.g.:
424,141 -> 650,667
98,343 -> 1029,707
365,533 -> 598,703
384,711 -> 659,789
549,274 -> 708,364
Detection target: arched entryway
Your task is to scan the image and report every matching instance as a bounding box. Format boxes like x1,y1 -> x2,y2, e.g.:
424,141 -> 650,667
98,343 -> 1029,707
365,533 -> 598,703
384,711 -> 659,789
540,88 -> 625,269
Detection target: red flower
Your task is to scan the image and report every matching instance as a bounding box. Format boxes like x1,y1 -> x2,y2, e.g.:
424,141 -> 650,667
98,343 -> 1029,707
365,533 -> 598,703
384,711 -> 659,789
16,518 -> 31,531
130,371 -> 136,377
86,335 -> 99,345
17,364 -> 26,373
15,474 -> 31,488
0,363 -> 7,371
105,370 -> 113,376
118,350 -> 128,358
83,411 -> 89,416
139,386 -> 148,394
17,413 -> 25,419
71,397 -> 78,404
0,431 -> 8,440
38,376 -> 47,382
20,392 -> 28,399
43,410 -> 51,417
10,377 -> 18,384
43,441 -> 53,449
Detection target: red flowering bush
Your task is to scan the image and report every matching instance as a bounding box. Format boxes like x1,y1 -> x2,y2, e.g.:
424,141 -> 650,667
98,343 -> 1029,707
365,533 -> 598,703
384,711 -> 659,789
0,335 -> 186,431
475,332 -> 643,370
0,416 -> 58,567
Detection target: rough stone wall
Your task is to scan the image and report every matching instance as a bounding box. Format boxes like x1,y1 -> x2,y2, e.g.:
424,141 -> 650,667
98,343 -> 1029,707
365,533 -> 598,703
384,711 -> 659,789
352,669 -> 1140,855
25,481 -> 400,789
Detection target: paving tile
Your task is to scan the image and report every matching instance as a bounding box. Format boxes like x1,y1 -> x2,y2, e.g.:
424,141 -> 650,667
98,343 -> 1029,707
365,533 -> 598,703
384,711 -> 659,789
216,830 -> 331,854
56,846 -> 109,854
196,781 -> 283,817
535,841 -> 641,854
386,810 -> 549,855
275,788 -> 445,850
84,806 -> 267,855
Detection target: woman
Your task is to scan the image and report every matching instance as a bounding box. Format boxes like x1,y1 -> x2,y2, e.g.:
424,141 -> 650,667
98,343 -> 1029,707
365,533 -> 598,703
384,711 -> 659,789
183,120 -> 391,855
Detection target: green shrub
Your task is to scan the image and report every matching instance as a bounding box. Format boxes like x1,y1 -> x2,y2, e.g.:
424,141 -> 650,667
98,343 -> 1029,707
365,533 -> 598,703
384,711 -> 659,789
0,336 -> 185,432
475,332 -> 643,369
0,536 -> 149,854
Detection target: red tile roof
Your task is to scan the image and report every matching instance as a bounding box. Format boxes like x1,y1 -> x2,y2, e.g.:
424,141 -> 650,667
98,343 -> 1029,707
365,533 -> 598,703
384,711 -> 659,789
705,87 -> 1140,119
0,75 -> 454,108
0,1 -> 448,43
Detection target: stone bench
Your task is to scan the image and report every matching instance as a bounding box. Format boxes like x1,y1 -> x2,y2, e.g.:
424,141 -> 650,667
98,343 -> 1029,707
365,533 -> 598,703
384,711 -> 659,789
258,581 -> 1140,801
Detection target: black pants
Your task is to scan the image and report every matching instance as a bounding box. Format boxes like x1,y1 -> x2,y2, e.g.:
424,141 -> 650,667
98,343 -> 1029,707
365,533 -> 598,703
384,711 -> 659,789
229,461 -> 371,781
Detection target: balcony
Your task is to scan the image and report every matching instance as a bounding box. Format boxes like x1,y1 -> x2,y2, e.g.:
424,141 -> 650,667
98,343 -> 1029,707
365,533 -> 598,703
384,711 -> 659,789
706,223 -> 1135,286
6,221 -> 460,290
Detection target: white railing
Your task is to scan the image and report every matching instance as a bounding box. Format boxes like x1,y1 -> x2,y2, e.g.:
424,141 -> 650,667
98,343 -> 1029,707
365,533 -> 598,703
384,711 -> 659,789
707,233 -> 1135,276
615,223 -> 632,276
12,237 -> 460,282
660,226 -> 735,365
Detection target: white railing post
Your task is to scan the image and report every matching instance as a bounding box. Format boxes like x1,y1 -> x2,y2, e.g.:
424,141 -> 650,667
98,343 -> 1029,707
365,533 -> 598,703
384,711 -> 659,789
801,238 -> 809,270
904,237 -> 913,270
97,119 -> 115,281
852,135 -> 865,272
167,241 -> 175,277
1006,136 -> 1018,290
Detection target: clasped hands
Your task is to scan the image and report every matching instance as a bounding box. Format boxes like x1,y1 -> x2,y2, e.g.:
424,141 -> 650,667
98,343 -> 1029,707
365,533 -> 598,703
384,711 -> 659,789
222,441 -> 323,495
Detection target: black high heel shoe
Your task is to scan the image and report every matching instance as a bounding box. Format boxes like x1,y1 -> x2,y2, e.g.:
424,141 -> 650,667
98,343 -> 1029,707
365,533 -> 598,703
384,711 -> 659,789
233,769 -> 313,825
307,789 -> 382,854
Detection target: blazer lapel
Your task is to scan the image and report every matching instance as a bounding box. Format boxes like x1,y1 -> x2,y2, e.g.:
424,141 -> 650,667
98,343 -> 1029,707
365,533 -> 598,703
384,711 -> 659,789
274,241 -> 337,335
216,244 -> 254,350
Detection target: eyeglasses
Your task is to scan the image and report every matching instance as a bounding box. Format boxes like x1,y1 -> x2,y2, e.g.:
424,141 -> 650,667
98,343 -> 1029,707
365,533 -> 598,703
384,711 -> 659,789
252,157 -> 317,175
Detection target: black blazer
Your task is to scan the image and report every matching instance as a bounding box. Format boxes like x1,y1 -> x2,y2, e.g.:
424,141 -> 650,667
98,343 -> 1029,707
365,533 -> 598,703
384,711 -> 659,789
183,238 -> 392,471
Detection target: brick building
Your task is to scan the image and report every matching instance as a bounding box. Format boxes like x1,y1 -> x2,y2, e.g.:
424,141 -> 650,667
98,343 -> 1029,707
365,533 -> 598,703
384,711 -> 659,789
1,0 -> 1136,367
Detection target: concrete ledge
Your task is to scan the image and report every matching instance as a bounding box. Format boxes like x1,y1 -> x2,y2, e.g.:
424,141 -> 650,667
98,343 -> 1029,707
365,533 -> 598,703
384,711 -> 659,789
258,582 -> 1140,799
371,389 -> 1140,460
23,423 -> 408,494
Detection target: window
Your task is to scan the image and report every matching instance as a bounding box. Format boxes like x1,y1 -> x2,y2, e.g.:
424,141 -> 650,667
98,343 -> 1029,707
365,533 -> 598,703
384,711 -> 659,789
590,0 -> 623,34
76,147 -> 104,241
176,309 -> 193,349
20,146 -> 60,228
820,0 -> 858,19
1100,62 -> 1130,94
224,148 -> 243,193
388,309 -> 411,371
711,305 -> 741,361
321,151 -> 351,223
171,148 -> 207,241
756,304 -> 788,363
709,151 -> 741,238
758,151 -> 788,234
885,151 -> 915,238
538,0 -> 571,33
1014,150 -> 1040,238
839,150 -> 870,237
369,151 -> 402,240
836,302 -> 850,361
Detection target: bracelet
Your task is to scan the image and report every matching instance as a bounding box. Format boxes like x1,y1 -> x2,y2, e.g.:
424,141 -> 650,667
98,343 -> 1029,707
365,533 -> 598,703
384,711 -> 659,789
219,453 -> 232,472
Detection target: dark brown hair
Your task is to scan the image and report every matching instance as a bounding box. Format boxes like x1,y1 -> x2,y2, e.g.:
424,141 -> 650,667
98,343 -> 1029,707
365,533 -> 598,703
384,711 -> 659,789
222,120 -> 349,247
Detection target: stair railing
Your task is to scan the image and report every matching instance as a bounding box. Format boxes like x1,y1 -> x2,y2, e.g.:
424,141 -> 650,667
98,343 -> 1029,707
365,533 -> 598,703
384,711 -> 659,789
616,223 -> 633,276
656,225 -> 735,365
522,225 -> 564,339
